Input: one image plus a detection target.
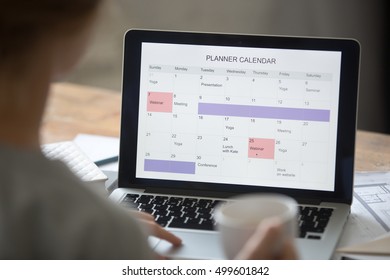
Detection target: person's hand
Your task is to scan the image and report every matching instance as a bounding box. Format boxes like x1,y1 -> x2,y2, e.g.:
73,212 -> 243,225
235,218 -> 298,260
133,211 -> 182,247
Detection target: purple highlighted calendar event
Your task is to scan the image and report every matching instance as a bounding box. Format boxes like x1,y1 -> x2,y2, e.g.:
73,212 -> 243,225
144,159 -> 196,174
198,103 -> 330,122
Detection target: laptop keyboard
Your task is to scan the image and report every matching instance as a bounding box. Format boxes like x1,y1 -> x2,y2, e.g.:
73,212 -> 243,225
121,194 -> 333,239
298,206 -> 333,239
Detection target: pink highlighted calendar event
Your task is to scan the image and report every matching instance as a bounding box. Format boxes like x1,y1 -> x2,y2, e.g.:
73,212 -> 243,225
147,92 -> 173,112
248,138 -> 275,159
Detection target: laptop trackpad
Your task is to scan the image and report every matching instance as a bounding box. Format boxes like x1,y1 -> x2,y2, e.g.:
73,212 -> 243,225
154,230 -> 226,260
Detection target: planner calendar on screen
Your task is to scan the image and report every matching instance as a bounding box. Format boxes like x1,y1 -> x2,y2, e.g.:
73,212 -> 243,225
136,43 -> 342,192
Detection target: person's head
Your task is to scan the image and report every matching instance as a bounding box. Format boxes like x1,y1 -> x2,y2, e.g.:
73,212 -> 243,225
0,0 -> 102,148
0,0 -> 102,77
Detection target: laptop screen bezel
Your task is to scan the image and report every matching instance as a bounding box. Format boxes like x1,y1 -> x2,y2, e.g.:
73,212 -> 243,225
119,29 -> 360,204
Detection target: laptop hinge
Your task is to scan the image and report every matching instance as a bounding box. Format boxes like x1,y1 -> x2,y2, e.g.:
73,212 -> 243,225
144,188 -> 324,205
294,197 -> 322,205
144,187 -> 238,199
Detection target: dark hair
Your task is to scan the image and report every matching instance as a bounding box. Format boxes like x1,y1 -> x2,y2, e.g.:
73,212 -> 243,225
0,0 -> 101,61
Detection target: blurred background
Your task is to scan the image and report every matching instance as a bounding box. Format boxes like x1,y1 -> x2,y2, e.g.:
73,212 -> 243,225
65,0 -> 389,133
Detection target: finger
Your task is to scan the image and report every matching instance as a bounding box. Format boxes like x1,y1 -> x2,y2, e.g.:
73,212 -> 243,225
251,221 -> 283,259
280,239 -> 299,260
235,219 -> 283,259
134,211 -> 155,222
149,222 -> 182,246
130,211 -> 183,246
154,253 -> 170,260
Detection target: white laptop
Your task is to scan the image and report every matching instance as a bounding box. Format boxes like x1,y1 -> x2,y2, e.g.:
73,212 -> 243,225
109,29 -> 360,259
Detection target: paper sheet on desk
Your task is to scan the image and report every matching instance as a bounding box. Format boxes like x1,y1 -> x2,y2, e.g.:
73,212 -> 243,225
336,172 -> 390,254
74,134 -> 119,172
338,233 -> 390,256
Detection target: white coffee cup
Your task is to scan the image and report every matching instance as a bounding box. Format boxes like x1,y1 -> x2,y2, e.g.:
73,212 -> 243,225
214,193 -> 298,259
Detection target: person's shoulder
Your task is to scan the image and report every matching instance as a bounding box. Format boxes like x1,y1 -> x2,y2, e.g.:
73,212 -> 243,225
0,144 -> 103,218
0,144 -> 153,259
0,144 -> 85,198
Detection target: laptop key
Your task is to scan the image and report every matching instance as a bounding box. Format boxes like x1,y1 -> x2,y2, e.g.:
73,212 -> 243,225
169,209 -> 182,217
187,217 -> 202,225
168,197 -> 183,203
169,217 -> 186,225
183,198 -> 198,207
196,199 -> 212,207
154,209 -> 169,217
307,235 -> 321,240
182,211 -> 197,219
139,203 -> 154,209
151,197 -> 168,205
138,195 -> 154,204
316,220 -> 329,230
319,208 -> 333,218
168,217 -> 214,231
123,194 -> 139,202
169,205 -> 183,212
155,216 -> 170,227
197,212 -> 212,220
139,208 -> 154,214
154,204 -> 168,211
297,206 -> 333,238
197,207 -> 212,215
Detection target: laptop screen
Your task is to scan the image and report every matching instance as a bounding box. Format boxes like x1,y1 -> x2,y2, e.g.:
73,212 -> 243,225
137,43 -> 342,192
120,30 -> 359,201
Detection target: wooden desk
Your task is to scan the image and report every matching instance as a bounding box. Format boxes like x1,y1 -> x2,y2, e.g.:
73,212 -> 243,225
42,83 -> 390,172
42,83 -> 121,142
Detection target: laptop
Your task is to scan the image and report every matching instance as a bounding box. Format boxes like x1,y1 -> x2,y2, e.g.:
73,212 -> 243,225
109,29 -> 360,259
